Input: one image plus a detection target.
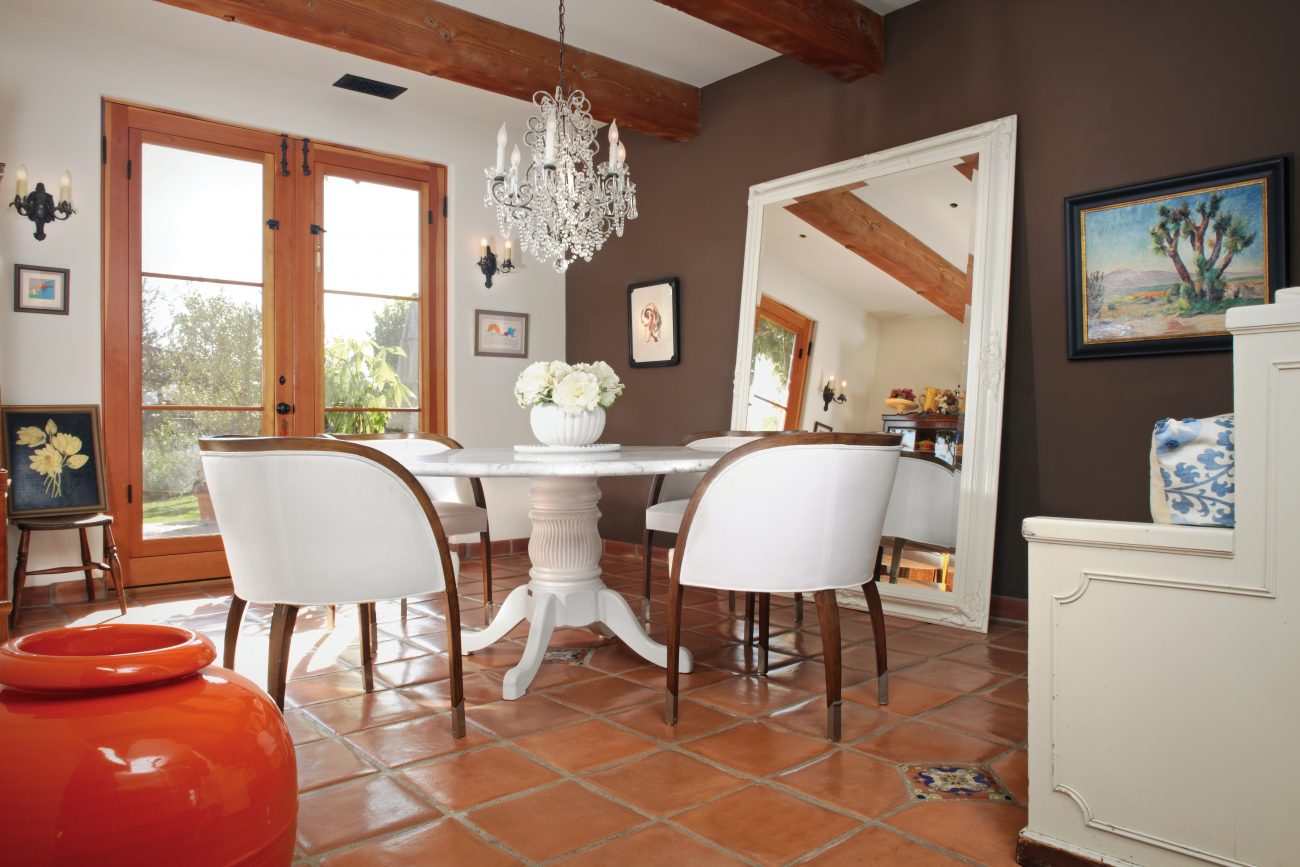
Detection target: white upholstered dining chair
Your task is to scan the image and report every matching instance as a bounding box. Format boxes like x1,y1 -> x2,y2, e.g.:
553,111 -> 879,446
664,432 -> 902,742
333,432 -> 496,608
882,453 -> 960,589
642,430 -> 795,620
199,436 -> 466,737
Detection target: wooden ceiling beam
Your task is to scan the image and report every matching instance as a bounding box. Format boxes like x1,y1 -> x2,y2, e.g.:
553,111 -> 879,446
654,0 -> 884,81
787,189 -> 969,321
154,0 -> 701,141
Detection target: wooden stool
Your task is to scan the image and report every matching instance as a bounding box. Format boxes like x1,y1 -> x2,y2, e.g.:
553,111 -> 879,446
10,514 -> 126,630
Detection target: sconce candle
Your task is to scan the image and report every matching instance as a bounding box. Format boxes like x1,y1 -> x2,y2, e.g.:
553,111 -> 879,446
10,166 -> 75,241
477,237 -> 515,288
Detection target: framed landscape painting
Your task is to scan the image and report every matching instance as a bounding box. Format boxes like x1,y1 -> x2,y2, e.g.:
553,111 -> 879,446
1065,158 -> 1287,359
628,277 -> 680,368
1,405 -> 107,518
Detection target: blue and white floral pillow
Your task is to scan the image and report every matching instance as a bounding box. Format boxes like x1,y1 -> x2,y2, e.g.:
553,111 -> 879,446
1148,414 -> 1234,527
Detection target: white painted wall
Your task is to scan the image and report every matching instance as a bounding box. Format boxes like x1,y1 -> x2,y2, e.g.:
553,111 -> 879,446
865,314 -> 966,416
756,257 -> 880,432
0,1 -> 564,584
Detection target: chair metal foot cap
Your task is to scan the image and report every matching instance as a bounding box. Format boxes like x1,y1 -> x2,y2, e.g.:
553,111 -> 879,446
664,691 -> 679,726
878,671 -> 889,705
827,701 -> 842,742
452,701 -> 466,739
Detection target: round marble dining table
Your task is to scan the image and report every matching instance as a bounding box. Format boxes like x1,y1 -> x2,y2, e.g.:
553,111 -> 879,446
405,446 -> 724,700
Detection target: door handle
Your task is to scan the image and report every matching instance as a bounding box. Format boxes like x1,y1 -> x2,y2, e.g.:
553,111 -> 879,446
275,402 -> 293,415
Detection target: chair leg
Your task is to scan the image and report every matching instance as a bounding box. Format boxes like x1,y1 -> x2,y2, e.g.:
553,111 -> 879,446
358,603 -> 375,693
267,604 -> 299,710
794,592 -> 804,622
103,524 -> 127,616
9,530 -> 31,631
727,590 -> 736,610
327,604 -> 336,630
481,531 -> 494,608
400,598 -> 408,621
78,528 -> 95,602
664,575 -> 685,726
889,537 -> 905,584
814,589 -> 843,742
641,529 -> 654,620
757,593 -> 771,676
864,548 -> 890,705
744,592 -> 756,645
443,587 -> 466,739
223,593 -> 248,669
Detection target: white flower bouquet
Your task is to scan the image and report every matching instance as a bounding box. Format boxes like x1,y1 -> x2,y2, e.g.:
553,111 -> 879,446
515,360 -> 624,415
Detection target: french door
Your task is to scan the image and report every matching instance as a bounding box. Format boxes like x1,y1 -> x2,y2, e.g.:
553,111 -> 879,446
103,102 -> 446,584
745,294 -> 814,430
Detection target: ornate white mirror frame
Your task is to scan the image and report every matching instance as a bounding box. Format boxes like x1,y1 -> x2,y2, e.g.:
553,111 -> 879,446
729,116 -> 1018,630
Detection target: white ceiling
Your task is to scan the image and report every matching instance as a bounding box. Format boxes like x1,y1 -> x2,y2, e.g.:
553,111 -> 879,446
441,0 -> 919,87
762,159 -> 975,319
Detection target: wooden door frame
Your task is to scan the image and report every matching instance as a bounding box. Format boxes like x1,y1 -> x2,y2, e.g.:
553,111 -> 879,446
102,100 -> 447,585
754,294 -> 814,430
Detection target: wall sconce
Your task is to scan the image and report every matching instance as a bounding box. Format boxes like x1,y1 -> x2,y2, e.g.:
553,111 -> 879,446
477,237 -> 514,288
822,377 -> 847,411
9,165 -> 75,241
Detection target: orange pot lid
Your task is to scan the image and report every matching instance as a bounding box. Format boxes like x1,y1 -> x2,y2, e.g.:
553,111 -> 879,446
0,624 -> 216,693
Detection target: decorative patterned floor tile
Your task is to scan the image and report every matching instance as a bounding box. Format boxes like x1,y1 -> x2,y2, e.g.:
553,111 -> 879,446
902,762 -> 1014,802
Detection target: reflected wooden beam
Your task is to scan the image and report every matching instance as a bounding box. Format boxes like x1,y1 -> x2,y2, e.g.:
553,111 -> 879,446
787,188 -> 969,320
155,0 -> 701,141
954,154 -> 979,180
654,0 -> 884,81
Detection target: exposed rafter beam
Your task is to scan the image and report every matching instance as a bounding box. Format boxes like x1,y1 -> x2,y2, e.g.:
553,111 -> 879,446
787,189 -> 970,321
654,0 -> 884,82
155,0 -> 701,141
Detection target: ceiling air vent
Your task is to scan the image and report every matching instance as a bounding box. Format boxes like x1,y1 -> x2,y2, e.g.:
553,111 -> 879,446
333,74 -> 407,100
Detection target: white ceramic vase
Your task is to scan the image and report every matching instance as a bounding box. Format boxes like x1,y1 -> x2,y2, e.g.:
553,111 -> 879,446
529,404 -> 606,447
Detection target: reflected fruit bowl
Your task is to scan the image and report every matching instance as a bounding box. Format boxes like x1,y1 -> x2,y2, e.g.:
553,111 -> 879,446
885,398 -> 919,413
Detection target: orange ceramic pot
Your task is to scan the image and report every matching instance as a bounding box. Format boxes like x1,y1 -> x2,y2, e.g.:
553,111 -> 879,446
0,624 -> 296,866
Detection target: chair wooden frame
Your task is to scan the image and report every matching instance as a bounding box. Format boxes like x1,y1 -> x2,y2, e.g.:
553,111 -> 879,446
334,432 -> 496,608
200,436 -> 466,737
663,432 -> 900,742
9,515 -> 126,631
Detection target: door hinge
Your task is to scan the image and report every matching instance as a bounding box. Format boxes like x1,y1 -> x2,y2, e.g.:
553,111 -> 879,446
427,209 -> 433,225
797,347 -> 804,359
310,224 -> 326,235
279,134 -> 290,177
267,219 -> 280,230
126,159 -> 132,180
301,138 -> 312,176
101,135 -> 107,165
127,484 -> 133,504
442,196 -> 448,218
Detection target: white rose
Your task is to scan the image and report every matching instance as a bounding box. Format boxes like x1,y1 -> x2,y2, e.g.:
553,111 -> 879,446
551,370 -> 601,414
514,361 -> 553,408
587,360 -> 624,406
546,360 -> 573,381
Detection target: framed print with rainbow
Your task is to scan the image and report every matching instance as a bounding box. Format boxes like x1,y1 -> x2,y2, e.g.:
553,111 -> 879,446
474,309 -> 529,358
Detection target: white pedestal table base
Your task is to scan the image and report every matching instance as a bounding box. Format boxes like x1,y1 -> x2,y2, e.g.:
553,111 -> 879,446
460,476 -> 693,700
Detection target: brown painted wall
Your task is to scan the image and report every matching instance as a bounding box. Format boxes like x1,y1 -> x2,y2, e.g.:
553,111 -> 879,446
566,0 -> 1297,599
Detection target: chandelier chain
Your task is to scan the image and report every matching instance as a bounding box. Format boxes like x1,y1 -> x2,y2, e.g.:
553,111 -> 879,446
557,0 -> 566,95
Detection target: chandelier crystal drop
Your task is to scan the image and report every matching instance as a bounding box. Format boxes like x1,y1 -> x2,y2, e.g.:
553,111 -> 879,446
484,1 -> 636,273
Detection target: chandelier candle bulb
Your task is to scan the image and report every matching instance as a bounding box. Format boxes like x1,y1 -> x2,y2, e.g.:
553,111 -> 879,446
15,164 -> 28,197
544,111 -> 557,165
495,124 -> 508,176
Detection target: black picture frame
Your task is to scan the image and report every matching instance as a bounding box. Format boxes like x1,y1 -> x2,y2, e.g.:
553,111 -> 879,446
14,264 -> 70,315
813,422 -> 833,433
627,277 -> 680,368
1065,157 -> 1288,359
1,405 -> 108,518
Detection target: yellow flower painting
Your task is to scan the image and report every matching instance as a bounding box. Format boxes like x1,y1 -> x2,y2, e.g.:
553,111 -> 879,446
15,418 -> 89,497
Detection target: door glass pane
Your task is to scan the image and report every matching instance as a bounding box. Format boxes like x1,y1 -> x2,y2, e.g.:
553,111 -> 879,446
323,294 -> 420,425
142,277 -> 263,407
142,410 -> 261,538
746,315 -> 796,430
141,143 -> 263,283
323,175 -> 419,297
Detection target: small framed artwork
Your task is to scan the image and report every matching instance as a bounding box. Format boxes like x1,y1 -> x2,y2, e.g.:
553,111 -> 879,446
628,277 -> 680,368
813,422 -> 833,432
1065,157 -> 1287,359
474,309 -> 529,358
2,405 -> 108,518
14,264 -> 70,315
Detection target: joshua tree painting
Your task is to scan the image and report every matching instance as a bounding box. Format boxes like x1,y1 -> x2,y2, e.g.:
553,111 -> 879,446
1066,160 -> 1284,358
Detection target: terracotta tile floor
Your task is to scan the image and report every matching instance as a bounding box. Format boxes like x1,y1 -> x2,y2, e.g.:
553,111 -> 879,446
14,554 -> 1028,865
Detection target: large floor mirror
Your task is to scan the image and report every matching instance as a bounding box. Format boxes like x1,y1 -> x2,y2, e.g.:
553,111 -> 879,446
730,117 -> 1017,631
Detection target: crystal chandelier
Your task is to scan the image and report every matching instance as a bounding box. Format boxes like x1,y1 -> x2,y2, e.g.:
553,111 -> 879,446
484,0 -> 637,273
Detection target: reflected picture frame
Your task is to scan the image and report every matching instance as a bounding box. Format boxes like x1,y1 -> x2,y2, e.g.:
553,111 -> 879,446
1,405 -> 108,517
628,277 -> 680,368
474,309 -> 529,358
14,264 -> 70,315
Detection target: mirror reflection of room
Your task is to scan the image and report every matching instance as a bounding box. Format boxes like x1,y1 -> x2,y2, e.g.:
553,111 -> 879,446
746,157 -> 977,593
